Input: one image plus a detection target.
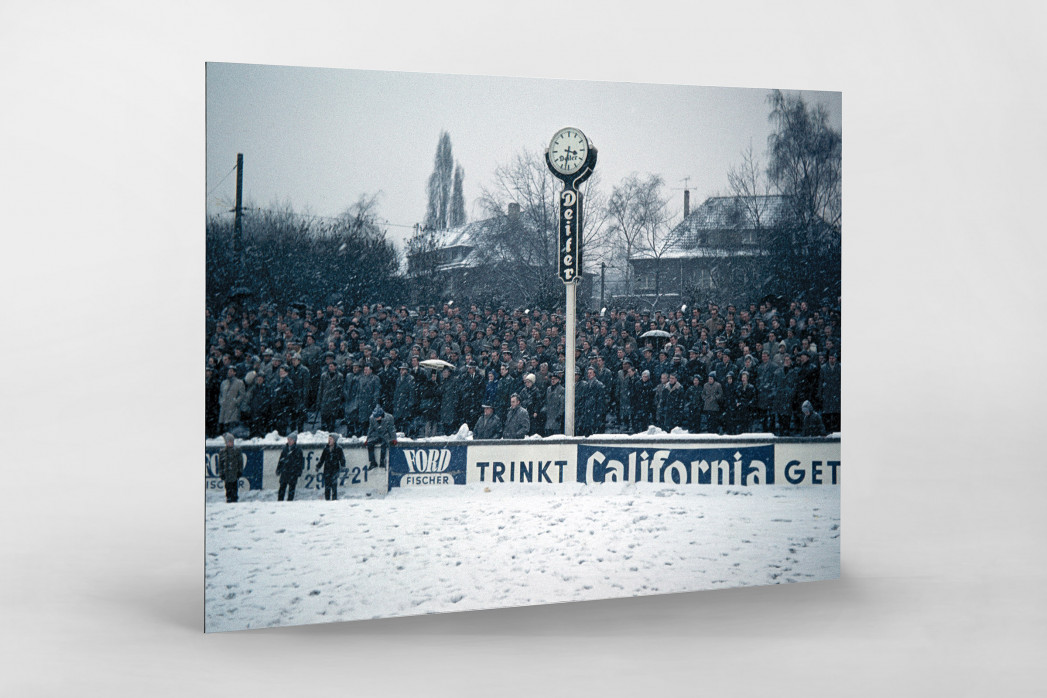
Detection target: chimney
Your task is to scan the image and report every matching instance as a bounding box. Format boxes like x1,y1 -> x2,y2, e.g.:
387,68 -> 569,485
684,190 -> 690,218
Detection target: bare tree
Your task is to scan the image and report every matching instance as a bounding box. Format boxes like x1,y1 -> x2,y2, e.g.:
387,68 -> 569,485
474,147 -> 609,308
607,173 -> 676,307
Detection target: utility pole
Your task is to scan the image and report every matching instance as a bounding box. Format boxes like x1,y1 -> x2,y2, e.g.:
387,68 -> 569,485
600,261 -> 606,309
233,153 -> 244,284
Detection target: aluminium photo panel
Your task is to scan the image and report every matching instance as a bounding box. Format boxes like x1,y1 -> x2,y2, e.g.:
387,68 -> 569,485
204,62 -> 841,632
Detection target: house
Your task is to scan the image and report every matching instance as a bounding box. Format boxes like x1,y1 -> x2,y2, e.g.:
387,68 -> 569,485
406,204 -> 545,304
628,192 -> 795,307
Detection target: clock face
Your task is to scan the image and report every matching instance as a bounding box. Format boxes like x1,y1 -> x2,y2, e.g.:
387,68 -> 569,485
548,128 -> 589,175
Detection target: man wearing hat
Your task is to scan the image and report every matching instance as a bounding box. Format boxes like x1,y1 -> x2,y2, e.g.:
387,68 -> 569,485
275,431 -> 304,501
316,360 -> 344,433
269,364 -> 296,436
474,403 -> 502,440
317,433 -> 346,500
217,433 -> 244,503
544,370 -> 565,436
365,406 -> 397,470
288,351 -> 311,432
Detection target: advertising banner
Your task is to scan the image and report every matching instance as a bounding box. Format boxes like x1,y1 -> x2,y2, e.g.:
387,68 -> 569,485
389,444 -> 468,488
261,447 -> 382,495
578,443 -> 776,485
467,443 -> 576,486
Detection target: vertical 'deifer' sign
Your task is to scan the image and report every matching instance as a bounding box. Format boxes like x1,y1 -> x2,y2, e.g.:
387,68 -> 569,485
559,188 -> 582,282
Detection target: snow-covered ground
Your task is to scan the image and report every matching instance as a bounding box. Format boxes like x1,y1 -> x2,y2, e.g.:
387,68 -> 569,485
205,482 -> 839,632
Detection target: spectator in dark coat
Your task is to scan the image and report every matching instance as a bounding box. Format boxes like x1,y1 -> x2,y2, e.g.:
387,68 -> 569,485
722,372 -> 739,434
276,432 -> 305,501
519,373 -> 543,436
439,367 -> 460,435
702,372 -> 724,434
544,371 -> 565,435
317,433 -> 346,500
316,362 -> 344,432
756,351 -> 783,432
801,400 -> 827,436
288,353 -> 310,432
365,407 -> 397,470
269,365 -> 297,436
205,366 -> 221,438
631,369 -> 655,433
494,363 -> 515,421
736,371 -> 759,434
474,403 -> 503,439
776,355 -> 798,435
578,367 -> 607,437
355,365 -> 382,436
418,370 -> 441,437
685,375 -> 704,433
502,393 -> 530,439
342,361 -> 361,437
819,353 -> 841,433
217,433 -> 243,502
392,365 -> 418,437
616,362 -> 635,433
661,373 -> 686,431
458,362 -> 485,430
244,372 -> 271,437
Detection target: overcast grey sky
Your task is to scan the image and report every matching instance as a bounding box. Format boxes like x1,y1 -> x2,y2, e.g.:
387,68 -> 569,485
206,63 -> 841,248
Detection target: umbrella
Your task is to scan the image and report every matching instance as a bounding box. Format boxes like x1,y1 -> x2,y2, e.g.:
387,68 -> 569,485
420,359 -> 455,370
641,330 -> 671,339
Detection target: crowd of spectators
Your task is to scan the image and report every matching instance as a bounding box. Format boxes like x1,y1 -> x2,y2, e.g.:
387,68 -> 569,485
205,298 -> 841,441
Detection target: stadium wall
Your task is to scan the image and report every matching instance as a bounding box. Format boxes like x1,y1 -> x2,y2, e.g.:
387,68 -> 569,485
205,437 -> 840,495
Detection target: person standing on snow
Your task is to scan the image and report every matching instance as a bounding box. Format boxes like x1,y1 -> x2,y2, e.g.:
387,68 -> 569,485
217,433 -> 243,503
275,431 -> 305,501
316,433 -> 346,501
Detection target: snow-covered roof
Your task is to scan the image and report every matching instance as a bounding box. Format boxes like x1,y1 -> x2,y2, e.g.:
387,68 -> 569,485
631,195 -> 792,264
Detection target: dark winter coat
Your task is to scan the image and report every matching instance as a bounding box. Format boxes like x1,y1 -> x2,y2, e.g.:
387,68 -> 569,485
289,363 -> 311,410
276,443 -> 304,483
755,360 -> 783,411
632,377 -> 655,426
317,444 -> 346,477
342,371 -> 360,423
366,411 -> 397,444
439,376 -> 460,427
801,407 -> 828,436
735,381 -> 758,431
217,445 -> 243,484
393,374 -> 418,425
661,381 -> 686,430
316,369 -> 344,419
544,382 -> 565,433
702,380 -> 724,413
418,376 -> 441,421
502,405 -> 530,439
578,378 -> 607,434
819,361 -> 841,414
356,373 -> 382,418
474,413 -> 503,440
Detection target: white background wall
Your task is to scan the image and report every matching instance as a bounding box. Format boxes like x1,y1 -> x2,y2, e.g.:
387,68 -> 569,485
2,2 -> 1045,696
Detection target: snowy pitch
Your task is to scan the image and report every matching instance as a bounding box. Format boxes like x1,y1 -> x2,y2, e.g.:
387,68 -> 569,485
205,484 -> 839,632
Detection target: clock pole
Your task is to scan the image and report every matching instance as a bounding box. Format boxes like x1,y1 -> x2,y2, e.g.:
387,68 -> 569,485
546,128 -> 596,438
